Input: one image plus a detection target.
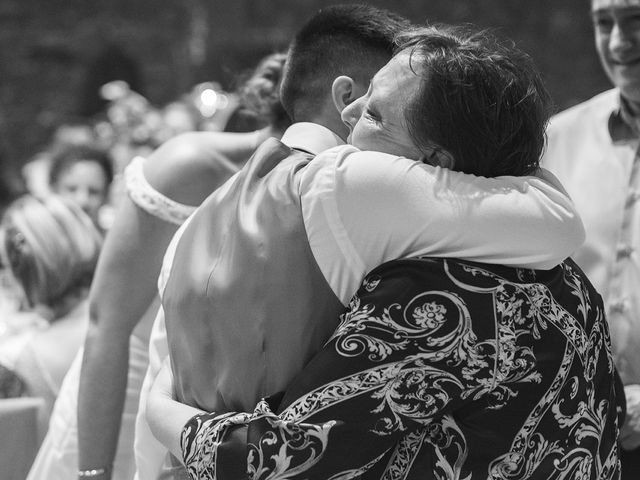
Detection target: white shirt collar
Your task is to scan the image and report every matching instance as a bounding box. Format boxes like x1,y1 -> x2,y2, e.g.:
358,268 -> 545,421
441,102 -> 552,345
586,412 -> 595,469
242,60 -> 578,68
281,122 -> 345,155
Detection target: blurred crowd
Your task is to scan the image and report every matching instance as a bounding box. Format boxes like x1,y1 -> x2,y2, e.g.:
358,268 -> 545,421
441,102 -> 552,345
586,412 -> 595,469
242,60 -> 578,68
0,55 -> 284,430
20,77 -> 271,231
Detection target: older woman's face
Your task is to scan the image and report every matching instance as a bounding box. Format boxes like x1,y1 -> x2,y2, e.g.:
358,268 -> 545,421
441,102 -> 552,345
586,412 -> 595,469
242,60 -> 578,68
341,50 -> 423,159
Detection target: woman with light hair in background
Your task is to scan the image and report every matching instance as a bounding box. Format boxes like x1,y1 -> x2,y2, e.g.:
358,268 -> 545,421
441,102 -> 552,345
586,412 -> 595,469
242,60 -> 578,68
0,195 -> 102,439
11,52 -> 290,480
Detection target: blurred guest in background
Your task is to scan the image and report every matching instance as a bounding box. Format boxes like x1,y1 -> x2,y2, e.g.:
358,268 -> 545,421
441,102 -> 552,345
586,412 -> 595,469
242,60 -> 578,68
68,51 -> 290,480
543,1 -> 640,477
0,195 -> 101,440
222,53 -> 292,134
21,122 -> 97,199
49,144 -> 114,231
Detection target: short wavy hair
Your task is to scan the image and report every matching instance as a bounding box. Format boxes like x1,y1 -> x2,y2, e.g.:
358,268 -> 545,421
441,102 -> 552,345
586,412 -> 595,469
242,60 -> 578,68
0,195 -> 102,310
397,25 -> 553,177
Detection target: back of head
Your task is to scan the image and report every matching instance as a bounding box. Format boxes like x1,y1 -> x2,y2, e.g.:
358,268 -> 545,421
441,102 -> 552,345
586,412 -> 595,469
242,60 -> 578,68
398,25 -> 552,177
0,195 -> 102,311
281,3 -> 410,122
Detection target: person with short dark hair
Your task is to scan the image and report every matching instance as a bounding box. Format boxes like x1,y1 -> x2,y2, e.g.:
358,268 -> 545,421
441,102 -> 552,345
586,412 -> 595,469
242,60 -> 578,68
143,21 -> 615,480
49,144 -> 114,229
280,4 -> 409,124
0,195 -> 102,436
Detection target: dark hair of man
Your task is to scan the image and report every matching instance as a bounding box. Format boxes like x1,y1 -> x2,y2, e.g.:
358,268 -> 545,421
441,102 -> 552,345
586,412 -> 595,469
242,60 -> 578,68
397,25 -> 553,177
49,144 -> 114,187
280,4 -> 410,122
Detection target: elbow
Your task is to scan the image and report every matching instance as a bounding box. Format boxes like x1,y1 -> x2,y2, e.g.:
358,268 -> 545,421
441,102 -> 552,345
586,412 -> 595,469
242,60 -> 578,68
525,209 -> 586,271
537,213 -> 585,270
562,212 -> 586,259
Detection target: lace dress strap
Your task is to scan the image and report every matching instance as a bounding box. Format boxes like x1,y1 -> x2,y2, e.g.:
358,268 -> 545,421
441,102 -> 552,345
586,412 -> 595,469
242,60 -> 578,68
124,156 -> 196,225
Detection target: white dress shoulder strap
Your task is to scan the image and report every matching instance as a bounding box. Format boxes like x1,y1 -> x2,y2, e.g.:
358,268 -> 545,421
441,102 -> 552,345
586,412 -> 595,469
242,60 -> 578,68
124,156 -> 196,225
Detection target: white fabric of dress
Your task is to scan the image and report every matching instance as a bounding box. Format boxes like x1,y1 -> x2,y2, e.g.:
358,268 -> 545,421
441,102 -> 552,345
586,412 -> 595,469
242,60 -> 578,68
25,157 -> 194,480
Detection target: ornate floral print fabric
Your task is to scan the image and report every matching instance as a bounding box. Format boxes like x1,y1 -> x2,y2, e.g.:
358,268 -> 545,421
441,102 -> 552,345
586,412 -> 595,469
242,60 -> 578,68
181,257 -> 624,480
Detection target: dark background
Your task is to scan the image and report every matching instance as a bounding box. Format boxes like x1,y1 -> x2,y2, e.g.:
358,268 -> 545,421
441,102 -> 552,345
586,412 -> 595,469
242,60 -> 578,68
0,0 -> 609,174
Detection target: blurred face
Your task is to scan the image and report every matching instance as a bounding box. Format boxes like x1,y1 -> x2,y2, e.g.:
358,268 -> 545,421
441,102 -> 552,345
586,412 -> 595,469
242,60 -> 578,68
341,50 -> 423,159
54,161 -> 109,223
593,0 -> 640,108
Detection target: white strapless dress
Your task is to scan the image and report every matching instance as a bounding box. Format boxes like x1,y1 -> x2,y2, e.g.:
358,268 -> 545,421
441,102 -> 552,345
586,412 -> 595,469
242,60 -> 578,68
26,157 -> 195,480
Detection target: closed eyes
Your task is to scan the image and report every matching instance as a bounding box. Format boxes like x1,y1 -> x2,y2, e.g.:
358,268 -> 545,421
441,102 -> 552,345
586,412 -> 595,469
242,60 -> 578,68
365,108 -> 381,123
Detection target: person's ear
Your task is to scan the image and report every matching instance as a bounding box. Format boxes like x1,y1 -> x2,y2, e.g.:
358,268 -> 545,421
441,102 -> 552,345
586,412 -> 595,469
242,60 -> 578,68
331,76 -> 357,113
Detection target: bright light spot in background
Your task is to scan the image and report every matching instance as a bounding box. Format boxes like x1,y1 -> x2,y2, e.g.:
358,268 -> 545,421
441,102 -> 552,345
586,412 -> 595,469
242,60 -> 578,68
199,89 -> 218,117
201,89 -> 217,106
192,82 -> 232,120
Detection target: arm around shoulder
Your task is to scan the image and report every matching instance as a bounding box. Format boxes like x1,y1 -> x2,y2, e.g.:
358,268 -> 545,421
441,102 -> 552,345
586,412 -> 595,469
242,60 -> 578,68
301,148 -> 585,281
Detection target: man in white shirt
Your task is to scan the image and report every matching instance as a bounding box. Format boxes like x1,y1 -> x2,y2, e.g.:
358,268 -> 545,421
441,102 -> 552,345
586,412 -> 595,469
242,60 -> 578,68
543,1 -> 640,476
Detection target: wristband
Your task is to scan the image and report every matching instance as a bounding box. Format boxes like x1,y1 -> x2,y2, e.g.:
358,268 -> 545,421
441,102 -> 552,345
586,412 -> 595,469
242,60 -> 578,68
78,466 -> 109,477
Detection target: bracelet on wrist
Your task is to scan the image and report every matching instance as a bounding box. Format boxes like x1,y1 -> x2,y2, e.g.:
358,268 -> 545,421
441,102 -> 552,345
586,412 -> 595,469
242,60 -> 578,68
78,466 -> 109,477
